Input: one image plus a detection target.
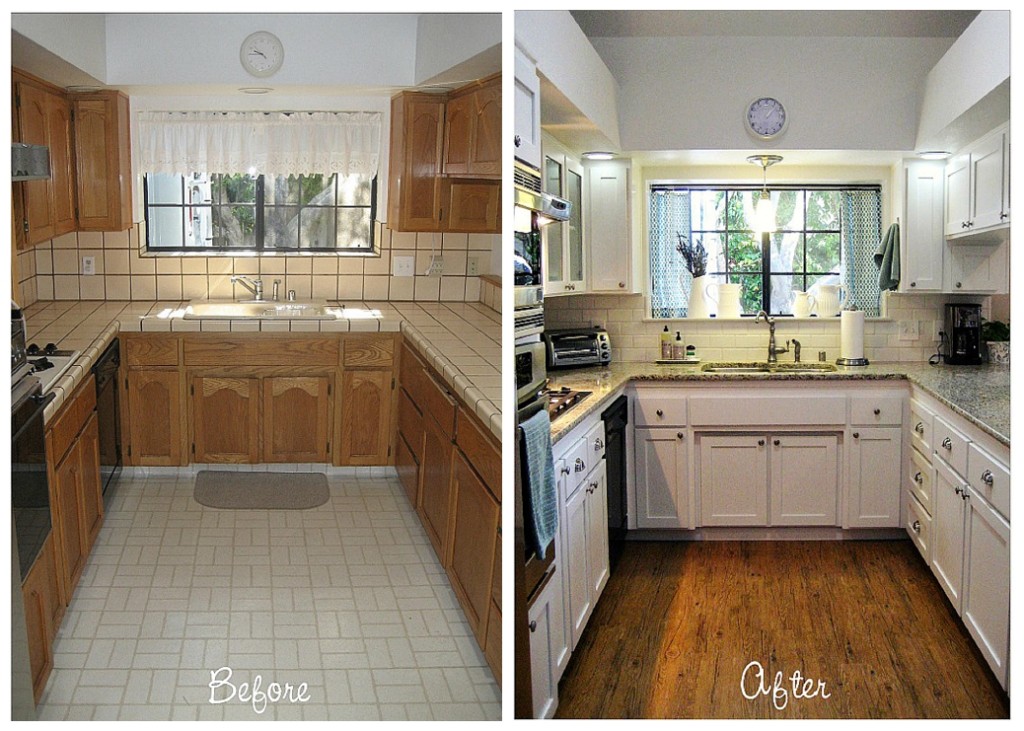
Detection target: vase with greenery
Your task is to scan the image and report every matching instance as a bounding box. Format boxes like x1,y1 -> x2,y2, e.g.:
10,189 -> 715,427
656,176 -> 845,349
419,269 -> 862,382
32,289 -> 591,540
981,319 -> 1010,365
677,233 -> 711,317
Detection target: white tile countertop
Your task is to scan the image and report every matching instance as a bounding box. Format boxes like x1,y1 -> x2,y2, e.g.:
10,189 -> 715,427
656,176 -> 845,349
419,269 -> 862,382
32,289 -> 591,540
21,299 -> 502,438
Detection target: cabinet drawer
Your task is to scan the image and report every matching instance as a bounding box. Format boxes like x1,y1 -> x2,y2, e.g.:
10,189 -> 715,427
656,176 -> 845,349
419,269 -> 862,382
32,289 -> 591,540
909,399 -> 934,454
584,421 -> 606,463
850,392 -> 904,426
125,335 -> 179,366
908,447 -> 934,515
967,443 -> 1009,519
634,391 -> 687,426
421,370 -> 457,439
343,335 -> 394,368
397,388 -> 423,462
184,336 -> 339,366
689,393 -> 846,426
905,490 -> 932,563
398,343 -> 428,409
562,437 -> 591,498
48,373 -> 97,464
456,407 -> 501,501
933,416 -> 970,476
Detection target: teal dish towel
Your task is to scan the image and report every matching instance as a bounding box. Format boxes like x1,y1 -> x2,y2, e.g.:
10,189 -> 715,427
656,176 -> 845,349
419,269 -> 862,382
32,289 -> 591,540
520,409 -> 557,559
874,222 -> 901,291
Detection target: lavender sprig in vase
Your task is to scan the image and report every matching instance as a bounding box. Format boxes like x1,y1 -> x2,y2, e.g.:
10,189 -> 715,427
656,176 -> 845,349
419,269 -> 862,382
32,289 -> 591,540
677,233 -> 712,318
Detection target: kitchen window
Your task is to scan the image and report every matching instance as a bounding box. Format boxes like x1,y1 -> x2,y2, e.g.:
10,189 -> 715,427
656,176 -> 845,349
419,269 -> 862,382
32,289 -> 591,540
649,185 -> 882,318
144,172 -> 376,252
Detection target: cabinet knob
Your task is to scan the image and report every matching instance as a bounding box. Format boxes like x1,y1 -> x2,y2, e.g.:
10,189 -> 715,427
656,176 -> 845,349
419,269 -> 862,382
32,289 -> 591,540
955,282 -> 962,289
773,439 -> 781,446
677,432 -> 684,440
757,439 -> 765,446
914,471 -> 923,485
618,282 -> 626,288
514,134 -> 522,148
954,485 -> 963,496
914,422 -> 925,435
912,520 -> 921,534
852,432 -> 860,439
560,466 -> 571,476
873,408 -> 881,416
962,221 -> 969,229
656,409 -> 664,417
910,281 -> 917,288
941,437 -> 953,450
1000,212 -> 1008,220
981,469 -> 995,486
529,620 -> 537,632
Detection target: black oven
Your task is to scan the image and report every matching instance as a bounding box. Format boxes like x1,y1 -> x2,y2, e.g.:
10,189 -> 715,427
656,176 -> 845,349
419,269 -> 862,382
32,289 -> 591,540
12,376 -> 55,581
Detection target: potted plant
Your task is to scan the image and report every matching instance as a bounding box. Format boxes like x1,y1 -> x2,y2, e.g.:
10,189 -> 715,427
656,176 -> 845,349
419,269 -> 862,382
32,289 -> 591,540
676,233 -> 710,317
981,318 -> 1010,365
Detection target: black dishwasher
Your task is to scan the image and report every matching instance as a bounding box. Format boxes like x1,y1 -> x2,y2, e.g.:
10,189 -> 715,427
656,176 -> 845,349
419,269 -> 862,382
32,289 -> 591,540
601,394 -> 629,571
92,339 -> 122,505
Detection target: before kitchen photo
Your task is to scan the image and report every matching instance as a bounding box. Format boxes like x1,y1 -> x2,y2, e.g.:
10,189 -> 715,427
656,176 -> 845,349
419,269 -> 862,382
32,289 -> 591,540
10,12 -> 501,721
514,9 -> 1011,719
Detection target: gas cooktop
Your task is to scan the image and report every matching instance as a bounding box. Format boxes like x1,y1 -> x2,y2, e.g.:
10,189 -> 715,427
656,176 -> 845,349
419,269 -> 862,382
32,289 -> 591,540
25,343 -> 79,394
542,386 -> 592,419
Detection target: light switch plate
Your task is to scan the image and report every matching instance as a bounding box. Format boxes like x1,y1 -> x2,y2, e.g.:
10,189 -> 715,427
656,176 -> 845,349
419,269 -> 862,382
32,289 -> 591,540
81,256 -> 96,276
899,319 -> 920,341
392,255 -> 415,277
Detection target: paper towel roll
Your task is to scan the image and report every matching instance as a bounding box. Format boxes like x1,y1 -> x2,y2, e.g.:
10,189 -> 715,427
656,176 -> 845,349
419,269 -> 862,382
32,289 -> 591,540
839,309 -> 867,365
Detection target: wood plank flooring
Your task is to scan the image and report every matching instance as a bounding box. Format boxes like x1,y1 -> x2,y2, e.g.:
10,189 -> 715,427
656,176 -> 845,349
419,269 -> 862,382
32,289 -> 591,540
555,540 -> 1009,719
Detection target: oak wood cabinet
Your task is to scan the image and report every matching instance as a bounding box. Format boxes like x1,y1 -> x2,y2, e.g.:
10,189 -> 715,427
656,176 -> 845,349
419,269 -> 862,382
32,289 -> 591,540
338,336 -> 395,466
388,92 -> 446,232
445,179 -> 501,233
264,376 -> 331,463
191,375 -> 260,463
395,388 -> 424,507
21,535 -> 59,704
125,368 -> 184,466
71,91 -> 133,233
443,73 -> 501,178
419,408 -> 455,561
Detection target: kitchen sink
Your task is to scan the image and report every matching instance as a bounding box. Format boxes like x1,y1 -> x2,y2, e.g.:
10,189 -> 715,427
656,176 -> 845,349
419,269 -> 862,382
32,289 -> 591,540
183,300 -> 338,320
700,361 -> 838,374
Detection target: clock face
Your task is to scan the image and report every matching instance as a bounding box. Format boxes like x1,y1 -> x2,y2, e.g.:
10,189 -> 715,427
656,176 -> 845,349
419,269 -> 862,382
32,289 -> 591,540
241,31 -> 284,78
747,97 -> 787,138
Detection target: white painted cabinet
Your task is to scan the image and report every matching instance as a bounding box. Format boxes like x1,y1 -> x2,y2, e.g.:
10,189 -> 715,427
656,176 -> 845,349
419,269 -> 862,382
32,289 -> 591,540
542,141 -> 586,295
770,435 -> 839,526
527,569 -> 560,720
846,427 -> 902,528
586,159 -> 634,293
962,488 -> 1010,687
699,435 -> 769,527
901,160 -> 945,292
633,427 -> 690,529
550,458 -> 571,682
947,240 -> 1009,294
564,459 -> 608,648
584,460 -> 610,605
514,46 -> 542,171
945,124 -> 1010,238
930,458 -> 967,608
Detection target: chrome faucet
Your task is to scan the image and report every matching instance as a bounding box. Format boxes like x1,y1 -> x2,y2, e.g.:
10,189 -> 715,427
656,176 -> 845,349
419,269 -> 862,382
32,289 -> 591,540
790,339 -> 802,363
230,275 -> 264,301
754,310 -> 789,364
271,279 -> 282,302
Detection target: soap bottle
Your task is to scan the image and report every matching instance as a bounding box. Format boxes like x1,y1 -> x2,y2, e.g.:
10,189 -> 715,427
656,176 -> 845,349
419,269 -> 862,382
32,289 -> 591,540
672,331 -> 685,360
660,325 -> 672,359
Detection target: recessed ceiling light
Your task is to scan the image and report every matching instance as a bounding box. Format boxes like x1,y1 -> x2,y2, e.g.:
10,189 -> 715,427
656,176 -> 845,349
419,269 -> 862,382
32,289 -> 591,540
583,151 -> 615,160
917,150 -> 951,160
239,87 -> 273,95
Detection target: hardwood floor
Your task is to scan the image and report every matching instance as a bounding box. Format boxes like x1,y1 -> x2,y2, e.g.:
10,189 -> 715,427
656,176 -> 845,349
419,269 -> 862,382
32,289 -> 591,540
555,540 -> 1009,719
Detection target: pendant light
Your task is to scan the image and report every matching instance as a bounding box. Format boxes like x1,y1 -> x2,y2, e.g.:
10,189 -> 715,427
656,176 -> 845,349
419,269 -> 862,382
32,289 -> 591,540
747,154 -> 783,234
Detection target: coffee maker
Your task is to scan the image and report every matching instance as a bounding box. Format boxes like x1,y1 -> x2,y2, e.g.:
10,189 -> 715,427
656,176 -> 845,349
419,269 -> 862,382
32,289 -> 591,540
943,303 -> 983,365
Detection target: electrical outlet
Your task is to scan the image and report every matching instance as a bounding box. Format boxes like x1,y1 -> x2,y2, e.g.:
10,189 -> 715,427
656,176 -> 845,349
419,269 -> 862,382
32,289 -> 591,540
426,255 -> 444,276
82,256 -> 96,276
898,319 -> 920,341
392,255 -> 415,278
466,254 -> 481,276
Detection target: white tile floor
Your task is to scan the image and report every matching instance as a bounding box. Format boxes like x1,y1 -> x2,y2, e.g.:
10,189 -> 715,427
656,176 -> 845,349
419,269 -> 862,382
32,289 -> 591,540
37,469 -> 500,721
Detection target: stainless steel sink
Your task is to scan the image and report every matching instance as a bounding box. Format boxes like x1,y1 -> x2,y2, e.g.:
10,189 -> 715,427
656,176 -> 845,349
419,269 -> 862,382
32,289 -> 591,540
700,361 -> 838,374
183,300 -> 337,320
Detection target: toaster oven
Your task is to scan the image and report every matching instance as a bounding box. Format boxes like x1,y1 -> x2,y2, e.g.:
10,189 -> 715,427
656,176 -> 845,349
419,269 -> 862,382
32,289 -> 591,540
544,327 -> 611,369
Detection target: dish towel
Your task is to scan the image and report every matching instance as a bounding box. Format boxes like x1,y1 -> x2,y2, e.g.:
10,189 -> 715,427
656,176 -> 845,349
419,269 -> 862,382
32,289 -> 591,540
874,222 -> 901,291
520,409 -> 558,559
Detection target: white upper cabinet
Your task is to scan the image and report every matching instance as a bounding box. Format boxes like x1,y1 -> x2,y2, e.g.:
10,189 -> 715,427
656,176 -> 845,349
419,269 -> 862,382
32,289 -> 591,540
901,160 -> 945,292
542,137 -> 586,295
514,47 -> 543,171
944,124 -> 1010,238
585,159 -> 635,294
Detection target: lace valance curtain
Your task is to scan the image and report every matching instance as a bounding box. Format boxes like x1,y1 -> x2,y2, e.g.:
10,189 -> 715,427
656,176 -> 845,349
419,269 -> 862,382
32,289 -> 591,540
136,111 -> 382,177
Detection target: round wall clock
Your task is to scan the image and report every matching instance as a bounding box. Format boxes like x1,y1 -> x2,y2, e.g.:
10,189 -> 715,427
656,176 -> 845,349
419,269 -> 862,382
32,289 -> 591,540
240,31 -> 284,78
746,97 -> 788,139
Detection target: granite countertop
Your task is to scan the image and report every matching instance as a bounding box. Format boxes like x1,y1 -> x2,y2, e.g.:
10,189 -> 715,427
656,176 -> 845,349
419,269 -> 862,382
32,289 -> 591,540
22,299 -> 501,438
547,361 -> 1010,447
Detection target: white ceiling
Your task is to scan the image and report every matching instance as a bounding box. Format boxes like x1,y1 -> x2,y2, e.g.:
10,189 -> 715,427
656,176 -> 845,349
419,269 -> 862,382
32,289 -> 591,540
570,10 -> 981,39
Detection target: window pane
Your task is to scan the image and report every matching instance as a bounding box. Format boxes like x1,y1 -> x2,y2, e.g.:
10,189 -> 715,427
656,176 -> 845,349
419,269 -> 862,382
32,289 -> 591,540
729,273 -> 763,315
769,232 -> 804,272
301,206 -> 337,249
806,233 -> 841,272
770,274 -> 800,315
692,190 -> 726,231
265,205 -> 299,248
188,206 -> 214,247
700,233 -> 725,274
806,190 -> 841,230
147,174 -> 184,204
265,175 -> 301,207
725,191 -> 754,231
335,208 -> 372,249
727,233 -> 761,272
211,174 -> 257,205
337,174 -> 372,206
213,205 -> 256,248
147,207 -> 185,247
773,190 -> 802,230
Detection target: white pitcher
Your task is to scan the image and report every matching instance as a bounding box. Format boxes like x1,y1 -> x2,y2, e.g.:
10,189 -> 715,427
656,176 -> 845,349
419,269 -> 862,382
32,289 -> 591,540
706,282 -> 742,318
685,274 -> 713,318
814,284 -> 846,317
793,291 -> 817,319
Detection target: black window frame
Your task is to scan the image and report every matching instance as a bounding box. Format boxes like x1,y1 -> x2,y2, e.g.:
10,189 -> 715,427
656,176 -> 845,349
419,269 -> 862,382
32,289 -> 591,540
142,172 -> 377,254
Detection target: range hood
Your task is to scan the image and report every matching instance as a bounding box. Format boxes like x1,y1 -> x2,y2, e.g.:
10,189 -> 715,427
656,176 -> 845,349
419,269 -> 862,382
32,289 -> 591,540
12,144 -> 51,181
514,159 -> 571,222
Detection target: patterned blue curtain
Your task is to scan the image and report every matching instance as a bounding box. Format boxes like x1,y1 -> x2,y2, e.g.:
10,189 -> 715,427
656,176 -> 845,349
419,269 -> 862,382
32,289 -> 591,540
649,189 -> 690,318
841,190 -> 883,316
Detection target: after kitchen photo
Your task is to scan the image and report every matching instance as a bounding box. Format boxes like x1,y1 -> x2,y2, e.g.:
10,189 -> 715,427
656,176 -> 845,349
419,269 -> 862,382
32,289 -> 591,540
515,9 -> 1010,719
10,12 -> 501,721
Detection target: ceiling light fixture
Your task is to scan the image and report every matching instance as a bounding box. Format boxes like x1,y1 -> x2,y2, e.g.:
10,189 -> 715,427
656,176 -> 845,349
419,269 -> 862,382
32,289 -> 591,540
747,154 -> 783,235
917,150 -> 951,160
582,151 -> 615,160
239,87 -> 273,95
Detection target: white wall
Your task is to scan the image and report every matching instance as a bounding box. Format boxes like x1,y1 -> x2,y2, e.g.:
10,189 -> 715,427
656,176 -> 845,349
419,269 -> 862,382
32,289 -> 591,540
590,35 -> 954,152
11,13 -> 108,80
415,13 -> 501,85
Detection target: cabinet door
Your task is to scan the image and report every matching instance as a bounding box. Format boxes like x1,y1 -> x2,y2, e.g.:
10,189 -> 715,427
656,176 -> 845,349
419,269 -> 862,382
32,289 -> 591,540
528,572 -> 559,720
73,93 -> 132,232
930,459 -> 967,611
264,376 -> 331,463
395,432 -> 420,508
948,241 -> 1008,294
542,153 -> 566,292
584,460 -> 610,604
634,427 -> 689,529
442,91 -> 474,176
445,179 -> 500,234
846,428 -> 901,528
388,93 -> 445,231
17,82 -> 57,245
969,130 -> 1006,230
418,414 -> 454,563
770,435 -> 838,526
902,160 -> 944,291
587,160 -> 632,293
339,370 -> 391,465
468,78 -> 501,177
699,435 -> 768,526
21,535 -> 57,703
961,490 -> 1010,689
126,368 -> 183,466
564,477 -> 592,648
192,376 -> 259,463
46,90 -> 77,238
77,412 -> 104,554
446,451 -> 500,645
944,152 -> 971,236
53,444 -> 86,600
565,159 -> 585,289
514,47 -> 542,170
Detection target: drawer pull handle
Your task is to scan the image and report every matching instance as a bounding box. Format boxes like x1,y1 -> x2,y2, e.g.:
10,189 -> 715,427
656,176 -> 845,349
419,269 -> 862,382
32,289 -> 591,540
914,422 -> 925,435
677,432 -> 685,440
941,437 -> 952,451
873,408 -> 881,416
914,471 -> 923,484
912,520 -> 921,534
757,439 -> 765,447
981,469 -> 994,486
656,409 -> 664,417
529,620 -> 537,633
575,457 -> 586,473
852,432 -> 860,439
594,438 -> 604,450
